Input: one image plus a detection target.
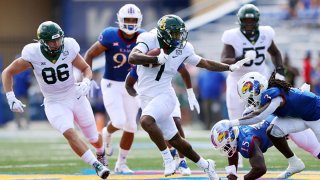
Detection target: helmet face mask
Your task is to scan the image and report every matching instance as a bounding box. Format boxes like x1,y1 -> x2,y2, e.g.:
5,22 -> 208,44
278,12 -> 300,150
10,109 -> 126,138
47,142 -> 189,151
37,21 -> 64,56
237,4 -> 260,37
157,14 -> 188,49
210,121 -> 239,157
117,4 -> 143,35
237,72 -> 268,107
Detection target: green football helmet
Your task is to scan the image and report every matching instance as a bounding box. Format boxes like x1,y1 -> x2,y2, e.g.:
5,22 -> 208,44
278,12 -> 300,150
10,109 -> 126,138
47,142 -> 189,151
156,14 -> 188,48
237,4 -> 260,36
37,21 -> 64,55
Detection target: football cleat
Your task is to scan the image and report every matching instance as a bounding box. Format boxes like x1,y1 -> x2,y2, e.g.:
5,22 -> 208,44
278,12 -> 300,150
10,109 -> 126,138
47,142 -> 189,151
96,151 -> 108,167
178,160 -> 191,176
164,159 -> 176,177
169,148 -> 179,167
102,127 -> 113,156
114,161 -> 134,174
93,161 -> 110,179
204,159 -> 219,180
277,157 -> 305,179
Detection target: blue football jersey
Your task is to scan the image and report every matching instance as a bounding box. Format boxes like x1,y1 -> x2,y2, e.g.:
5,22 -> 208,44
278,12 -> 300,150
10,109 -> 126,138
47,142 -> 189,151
237,115 -> 275,158
98,27 -> 145,81
260,87 -> 320,121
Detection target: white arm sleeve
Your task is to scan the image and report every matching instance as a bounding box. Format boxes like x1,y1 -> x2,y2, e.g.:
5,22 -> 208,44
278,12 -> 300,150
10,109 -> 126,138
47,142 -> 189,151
239,97 -> 282,126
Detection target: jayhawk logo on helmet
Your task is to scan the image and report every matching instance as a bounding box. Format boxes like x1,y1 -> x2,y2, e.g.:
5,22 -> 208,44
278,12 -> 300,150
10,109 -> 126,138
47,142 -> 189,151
241,81 -> 253,94
253,80 -> 264,96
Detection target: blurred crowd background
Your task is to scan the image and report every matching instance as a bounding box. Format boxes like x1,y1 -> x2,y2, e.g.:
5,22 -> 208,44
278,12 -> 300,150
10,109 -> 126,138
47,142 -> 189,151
1,0 -> 320,130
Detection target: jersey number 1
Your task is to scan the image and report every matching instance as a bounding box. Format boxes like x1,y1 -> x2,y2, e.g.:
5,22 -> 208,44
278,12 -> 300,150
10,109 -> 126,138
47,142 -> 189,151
42,64 -> 69,84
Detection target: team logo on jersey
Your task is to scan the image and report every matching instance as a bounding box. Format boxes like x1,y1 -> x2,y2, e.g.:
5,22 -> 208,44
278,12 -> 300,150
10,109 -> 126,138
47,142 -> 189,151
176,49 -> 182,55
41,62 -> 46,65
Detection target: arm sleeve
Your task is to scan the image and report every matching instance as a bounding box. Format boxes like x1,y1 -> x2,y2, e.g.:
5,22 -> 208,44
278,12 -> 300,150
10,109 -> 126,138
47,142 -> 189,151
239,97 -> 282,126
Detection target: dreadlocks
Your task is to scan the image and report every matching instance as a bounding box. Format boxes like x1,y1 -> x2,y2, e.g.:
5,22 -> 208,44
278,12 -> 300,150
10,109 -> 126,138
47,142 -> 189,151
268,71 -> 292,92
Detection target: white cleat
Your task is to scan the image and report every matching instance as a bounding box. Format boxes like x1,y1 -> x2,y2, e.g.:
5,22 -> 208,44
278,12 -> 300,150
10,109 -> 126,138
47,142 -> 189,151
93,161 -> 110,179
102,127 -> 113,156
204,159 -> 219,180
114,162 -> 134,174
164,159 -> 176,177
178,160 -> 191,176
277,157 -> 305,179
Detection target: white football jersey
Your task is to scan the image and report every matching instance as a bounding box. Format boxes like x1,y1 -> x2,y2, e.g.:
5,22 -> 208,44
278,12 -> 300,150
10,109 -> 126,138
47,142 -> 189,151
135,31 -> 201,97
21,37 -> 80,100
222,26 -> 275,77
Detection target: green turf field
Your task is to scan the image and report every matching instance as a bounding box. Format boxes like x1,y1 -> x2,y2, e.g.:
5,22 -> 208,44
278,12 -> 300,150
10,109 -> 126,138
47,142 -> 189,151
0,125 -> 318,177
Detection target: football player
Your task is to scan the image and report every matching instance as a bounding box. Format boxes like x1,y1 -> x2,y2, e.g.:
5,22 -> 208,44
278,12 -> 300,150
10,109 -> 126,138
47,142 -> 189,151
1,21 -> 109,179
84,4 -> 144,174
220,3 -> 284,168
217,71 -> 320,179
125,64 -> 198,176
128,14 -> 254,179
221,3 -> 284,127
211,114 -> 320,180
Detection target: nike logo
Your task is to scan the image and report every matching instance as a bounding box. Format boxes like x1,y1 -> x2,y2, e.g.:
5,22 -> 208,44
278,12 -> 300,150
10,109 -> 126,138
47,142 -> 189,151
62,57 -> 67,60
172,56 -> 178,58
77,96 -> 81,100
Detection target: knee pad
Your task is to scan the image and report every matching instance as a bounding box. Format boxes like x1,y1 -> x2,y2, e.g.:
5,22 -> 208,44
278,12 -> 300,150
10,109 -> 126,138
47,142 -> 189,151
270,125 -> 287,138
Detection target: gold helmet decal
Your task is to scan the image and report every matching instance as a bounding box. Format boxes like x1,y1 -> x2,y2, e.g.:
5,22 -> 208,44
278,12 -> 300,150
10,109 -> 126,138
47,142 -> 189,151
159,17 -> 167,30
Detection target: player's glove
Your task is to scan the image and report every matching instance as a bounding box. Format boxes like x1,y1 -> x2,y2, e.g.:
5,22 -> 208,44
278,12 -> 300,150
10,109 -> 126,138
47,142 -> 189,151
242,105 -> 255,117
156,49 -> 168,65
225,165 -> 238,179
229,50 -> 256,72
75,78 -> 91,98
6,91 -> 26,113
275,67 -> 285,80
245,50 -> 256,60
88,80 -> 100,98
186,88 -> 200,114
300,83 -> 311,92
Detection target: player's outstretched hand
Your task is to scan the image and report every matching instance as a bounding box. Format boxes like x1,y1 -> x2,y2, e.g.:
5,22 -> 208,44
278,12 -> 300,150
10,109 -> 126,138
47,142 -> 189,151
156,49 -> 168,65
245,50 -> 256,60
6,91 -> 26,113
300,83 -> 311,92
229,50 -> 256,72
187,88 -> 200,114
275,73 -> 285,81
242,105 -> 255,117
75,78 -> 91,98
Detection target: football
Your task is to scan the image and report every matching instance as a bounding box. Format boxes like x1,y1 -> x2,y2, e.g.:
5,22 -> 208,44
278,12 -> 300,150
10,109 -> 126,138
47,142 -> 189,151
147,48 -> 161,56
144,48 -> 161,68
